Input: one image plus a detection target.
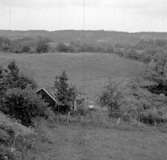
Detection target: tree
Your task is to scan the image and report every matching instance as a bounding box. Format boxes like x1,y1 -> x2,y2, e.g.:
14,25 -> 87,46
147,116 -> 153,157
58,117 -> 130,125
54,71 -> 77,112
2,88 -> 48,126
5,61 -> 36,89
98,80 -> 123,117
0,61 -> 37,103
144,52 -> 167,86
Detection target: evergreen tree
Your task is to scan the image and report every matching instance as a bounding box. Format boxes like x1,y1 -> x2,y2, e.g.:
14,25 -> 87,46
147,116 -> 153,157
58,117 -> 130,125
0,61 -> 36,103
54,71 -> 77,112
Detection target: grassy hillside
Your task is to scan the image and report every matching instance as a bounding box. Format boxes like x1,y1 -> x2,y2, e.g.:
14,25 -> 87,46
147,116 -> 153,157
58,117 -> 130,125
0,53 -> 145,99
35,123 -> 167,160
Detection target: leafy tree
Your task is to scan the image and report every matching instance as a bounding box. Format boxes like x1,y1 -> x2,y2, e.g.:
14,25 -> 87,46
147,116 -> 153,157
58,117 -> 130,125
54,71 -> 77,112
98,80 -> 123,117
1,88 -> 48,126
144,52 -> 167,86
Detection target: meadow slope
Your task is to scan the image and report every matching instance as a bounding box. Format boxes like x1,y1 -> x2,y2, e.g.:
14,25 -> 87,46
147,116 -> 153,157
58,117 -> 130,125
35,123 -> 167,160
0,53 -> 145,99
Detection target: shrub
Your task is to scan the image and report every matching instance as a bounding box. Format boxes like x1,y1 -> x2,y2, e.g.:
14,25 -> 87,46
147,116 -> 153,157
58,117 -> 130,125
1,88 -> 48,126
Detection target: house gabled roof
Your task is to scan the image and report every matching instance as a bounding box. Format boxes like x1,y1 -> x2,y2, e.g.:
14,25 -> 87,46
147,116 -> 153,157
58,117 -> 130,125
36,88 -> 58,104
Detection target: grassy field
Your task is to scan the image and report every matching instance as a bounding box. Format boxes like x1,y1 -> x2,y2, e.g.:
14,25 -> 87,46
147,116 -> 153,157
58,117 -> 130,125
34,123 -> 167,160
0,52 -> 145,99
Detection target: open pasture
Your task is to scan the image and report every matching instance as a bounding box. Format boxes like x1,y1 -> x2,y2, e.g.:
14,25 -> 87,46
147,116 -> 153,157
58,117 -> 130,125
35,123 -> 167,160
0,52 -> 145,98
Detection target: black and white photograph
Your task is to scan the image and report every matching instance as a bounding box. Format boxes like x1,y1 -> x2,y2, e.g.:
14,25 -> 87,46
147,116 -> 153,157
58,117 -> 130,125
0,0 -> 167,159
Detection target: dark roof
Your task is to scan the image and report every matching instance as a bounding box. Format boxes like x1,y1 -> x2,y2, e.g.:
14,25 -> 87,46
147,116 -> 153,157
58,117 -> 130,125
36,88 -> 58,104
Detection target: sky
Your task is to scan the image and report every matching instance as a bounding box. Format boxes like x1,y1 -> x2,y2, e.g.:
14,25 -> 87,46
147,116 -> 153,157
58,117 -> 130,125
0,0 -> 167,32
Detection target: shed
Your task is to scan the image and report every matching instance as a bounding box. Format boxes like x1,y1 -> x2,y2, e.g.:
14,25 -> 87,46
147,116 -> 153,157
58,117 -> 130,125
36,88 -> 71,113
36,88 -> 58,109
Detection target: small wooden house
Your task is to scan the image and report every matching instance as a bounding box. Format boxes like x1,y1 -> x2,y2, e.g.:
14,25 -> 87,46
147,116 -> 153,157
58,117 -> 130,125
36,88 -> 58,110
36,88 -> 72,113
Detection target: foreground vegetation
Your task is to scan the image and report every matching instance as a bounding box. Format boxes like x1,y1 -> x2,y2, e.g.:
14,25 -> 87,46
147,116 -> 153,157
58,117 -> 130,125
0,54 -> 167,159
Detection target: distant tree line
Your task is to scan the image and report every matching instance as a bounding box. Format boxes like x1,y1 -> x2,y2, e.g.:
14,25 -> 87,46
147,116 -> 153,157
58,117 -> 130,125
1,36 -> 167,65
0,36 -> 115,54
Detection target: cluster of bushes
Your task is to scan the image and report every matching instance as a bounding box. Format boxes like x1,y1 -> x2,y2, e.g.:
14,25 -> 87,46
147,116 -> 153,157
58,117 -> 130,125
98,77 -> 167,126
98,52 -> 167,126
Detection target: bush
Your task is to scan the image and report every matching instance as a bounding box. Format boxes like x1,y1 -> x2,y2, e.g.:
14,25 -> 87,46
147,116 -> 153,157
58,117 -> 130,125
1,88 -> 48,126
